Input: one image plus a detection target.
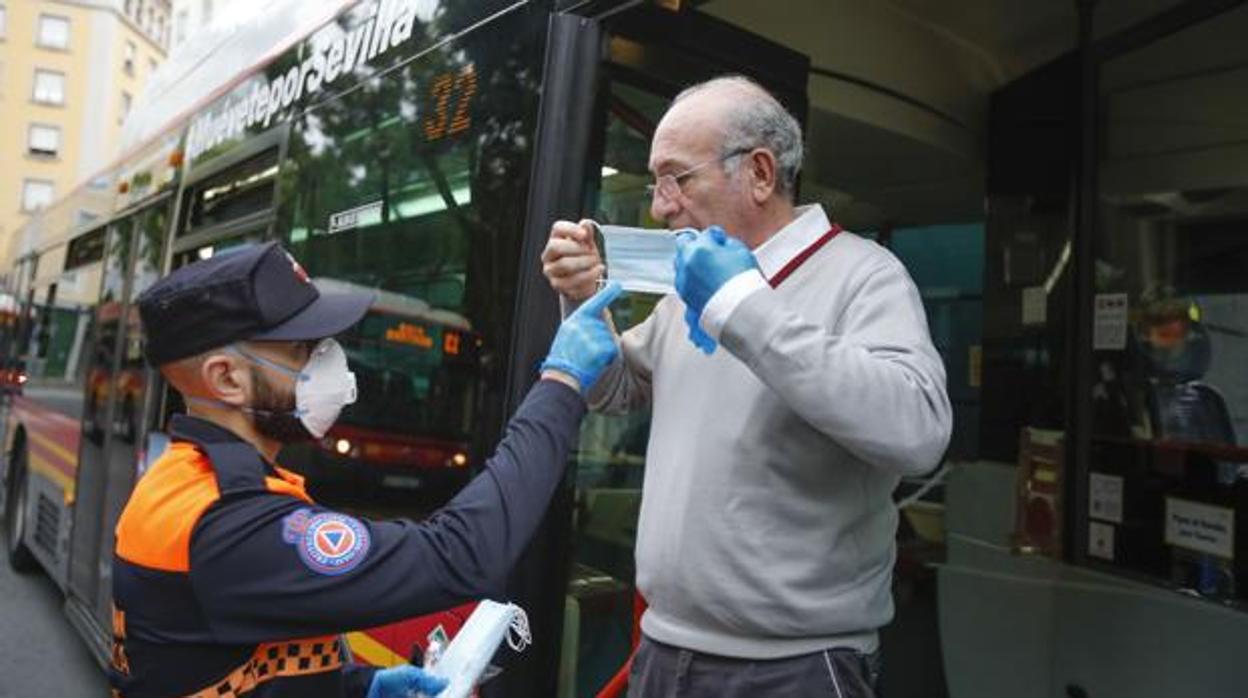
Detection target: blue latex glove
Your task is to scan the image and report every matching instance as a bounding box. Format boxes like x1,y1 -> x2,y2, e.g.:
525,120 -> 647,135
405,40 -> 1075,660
674,226 -> 758,354
684,306 -> 718,355
367,664 -> 449,698
540,281 -> 623,392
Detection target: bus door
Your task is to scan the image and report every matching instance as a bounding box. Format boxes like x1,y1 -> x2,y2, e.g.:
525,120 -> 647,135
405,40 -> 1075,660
502,5 -> 810,695
64,197 -> 172,658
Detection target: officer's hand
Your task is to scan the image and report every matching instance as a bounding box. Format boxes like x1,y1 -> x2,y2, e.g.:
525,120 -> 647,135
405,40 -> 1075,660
674,225 -> 759,317
542,220 -> 604,302
367,664 -> 449,698
540,281 -> 623,393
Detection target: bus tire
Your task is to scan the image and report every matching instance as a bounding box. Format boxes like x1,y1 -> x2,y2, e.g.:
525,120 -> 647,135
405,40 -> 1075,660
5,446 -> 38,573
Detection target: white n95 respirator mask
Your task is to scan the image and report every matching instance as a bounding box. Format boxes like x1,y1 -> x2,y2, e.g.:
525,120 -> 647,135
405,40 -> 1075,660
231,338 -> 358,440
291,338 -> 358,438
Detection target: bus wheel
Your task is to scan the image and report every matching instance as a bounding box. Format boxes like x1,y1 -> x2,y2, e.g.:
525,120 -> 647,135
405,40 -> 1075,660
5,446 -> 37,573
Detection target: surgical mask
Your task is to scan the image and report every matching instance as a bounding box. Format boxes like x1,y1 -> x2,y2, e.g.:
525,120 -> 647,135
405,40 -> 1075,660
425,600 -> 530,698
598,224 -> 692,296
231,338 -> 358,440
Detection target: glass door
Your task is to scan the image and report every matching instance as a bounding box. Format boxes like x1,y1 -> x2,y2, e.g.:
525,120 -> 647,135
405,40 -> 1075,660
92,203 -> 170,628
66,215 -> 133,641
65,199 -> 170,648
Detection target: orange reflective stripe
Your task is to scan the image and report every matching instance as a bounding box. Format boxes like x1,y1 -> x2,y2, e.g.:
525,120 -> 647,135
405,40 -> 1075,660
112,604 -> 127,640
114,441 -> 315,572
111,605 -> 131,677
114,443 -> 220,572
267,465 -> 313,503
181,636 -> 344,698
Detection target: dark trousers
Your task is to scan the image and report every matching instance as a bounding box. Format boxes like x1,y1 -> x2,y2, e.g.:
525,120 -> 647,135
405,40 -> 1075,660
627,636 -> 882,697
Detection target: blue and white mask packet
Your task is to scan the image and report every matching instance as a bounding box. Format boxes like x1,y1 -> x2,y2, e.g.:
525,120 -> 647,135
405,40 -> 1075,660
598,224 -> 689,296
425,600 -> 530,698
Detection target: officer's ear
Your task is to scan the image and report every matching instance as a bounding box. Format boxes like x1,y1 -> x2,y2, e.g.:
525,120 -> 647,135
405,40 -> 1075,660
200,351 -> 250,406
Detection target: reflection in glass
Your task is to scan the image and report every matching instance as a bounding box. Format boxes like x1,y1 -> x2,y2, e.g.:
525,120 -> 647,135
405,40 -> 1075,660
278,5 -> 545,522
1092,3 -> 1248,604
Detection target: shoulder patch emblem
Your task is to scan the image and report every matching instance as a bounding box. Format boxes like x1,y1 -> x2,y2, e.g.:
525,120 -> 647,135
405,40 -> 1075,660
283,509 -> 370,576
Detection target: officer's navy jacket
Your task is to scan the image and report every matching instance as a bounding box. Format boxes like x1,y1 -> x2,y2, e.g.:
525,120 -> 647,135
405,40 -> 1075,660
109,380 -> 585,697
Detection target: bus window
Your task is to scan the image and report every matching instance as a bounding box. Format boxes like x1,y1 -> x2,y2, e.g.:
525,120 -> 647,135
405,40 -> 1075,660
278,4 -> 547,518
21,243 -> 100,400
183,149 -> 279,236
65,228 -> 106,271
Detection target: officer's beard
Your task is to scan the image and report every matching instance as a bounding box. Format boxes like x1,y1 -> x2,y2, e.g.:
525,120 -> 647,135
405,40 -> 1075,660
249,367 -> 314,443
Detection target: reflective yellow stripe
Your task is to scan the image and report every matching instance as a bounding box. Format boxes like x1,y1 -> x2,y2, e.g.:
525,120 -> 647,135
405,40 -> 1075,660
28,429 -> 77,467
346,631 -> 406,667
28,451 -> 75,493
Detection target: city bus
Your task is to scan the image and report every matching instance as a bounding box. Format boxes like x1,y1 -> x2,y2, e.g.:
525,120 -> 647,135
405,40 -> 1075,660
0,0 -> 813,695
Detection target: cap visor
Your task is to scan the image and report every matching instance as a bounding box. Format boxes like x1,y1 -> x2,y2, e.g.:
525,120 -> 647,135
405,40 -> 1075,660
248,290 -> 375,342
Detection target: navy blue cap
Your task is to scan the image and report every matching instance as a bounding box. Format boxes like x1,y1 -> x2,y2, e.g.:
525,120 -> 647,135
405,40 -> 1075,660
138,242 -> 373,365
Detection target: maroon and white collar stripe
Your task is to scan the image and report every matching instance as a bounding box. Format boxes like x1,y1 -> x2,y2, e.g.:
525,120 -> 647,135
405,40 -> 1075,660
767,225 -> 842,288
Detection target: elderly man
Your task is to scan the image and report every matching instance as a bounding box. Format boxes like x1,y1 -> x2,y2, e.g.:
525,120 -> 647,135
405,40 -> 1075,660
542,76 -> 951,696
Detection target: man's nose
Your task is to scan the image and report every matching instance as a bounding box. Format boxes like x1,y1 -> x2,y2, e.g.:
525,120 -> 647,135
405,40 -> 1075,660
650,190 -> 677,223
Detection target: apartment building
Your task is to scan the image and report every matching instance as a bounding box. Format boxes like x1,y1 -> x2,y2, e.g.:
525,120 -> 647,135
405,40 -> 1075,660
0,0 -> 169,262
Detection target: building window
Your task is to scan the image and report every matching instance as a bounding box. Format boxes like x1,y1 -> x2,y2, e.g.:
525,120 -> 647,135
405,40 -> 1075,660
22,179 -> 55,212
36,14 -> 70,50
27,124 -> 60,158
32,69 -> 65,105
148,58 -> 157,75
174,9 -> 187,44
1,5 -> 7,39
124,40 -> 135,75
120,91 -> 132,124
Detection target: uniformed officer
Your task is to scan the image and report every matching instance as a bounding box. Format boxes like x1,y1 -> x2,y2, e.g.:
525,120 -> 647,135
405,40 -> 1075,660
110,242 -> 622,698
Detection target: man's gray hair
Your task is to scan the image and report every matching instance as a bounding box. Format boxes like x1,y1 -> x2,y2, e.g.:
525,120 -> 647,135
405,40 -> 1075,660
673,76 -> 804,199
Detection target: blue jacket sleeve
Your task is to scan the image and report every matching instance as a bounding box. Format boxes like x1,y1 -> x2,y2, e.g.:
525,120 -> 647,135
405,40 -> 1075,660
187,380 -> 585,643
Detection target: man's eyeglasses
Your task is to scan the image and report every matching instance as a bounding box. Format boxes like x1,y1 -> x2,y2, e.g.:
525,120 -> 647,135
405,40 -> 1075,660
645,147 -> 752,202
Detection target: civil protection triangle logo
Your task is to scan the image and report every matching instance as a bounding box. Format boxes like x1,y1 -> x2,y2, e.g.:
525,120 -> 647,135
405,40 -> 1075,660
282,508 -> 371,576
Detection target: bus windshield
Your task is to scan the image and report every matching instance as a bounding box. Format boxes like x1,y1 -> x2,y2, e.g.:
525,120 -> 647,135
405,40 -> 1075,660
275,2 -> 545,509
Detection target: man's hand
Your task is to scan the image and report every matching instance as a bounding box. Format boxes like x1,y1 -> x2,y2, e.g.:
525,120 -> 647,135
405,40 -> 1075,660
367,664 -> 449,698
542,220 -> 604,302
674,225 -> 759,317
540,281 -> 623,393
674,226 -> 759,353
